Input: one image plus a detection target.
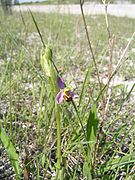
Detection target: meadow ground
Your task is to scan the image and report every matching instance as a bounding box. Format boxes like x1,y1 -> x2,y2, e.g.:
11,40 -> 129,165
0,8 -> 135,179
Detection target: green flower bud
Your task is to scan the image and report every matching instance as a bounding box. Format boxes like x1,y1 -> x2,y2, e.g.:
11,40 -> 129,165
45,47 -> 52,61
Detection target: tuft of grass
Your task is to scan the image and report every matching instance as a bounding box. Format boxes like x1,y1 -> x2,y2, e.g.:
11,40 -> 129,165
0,7 -> 134,179
0,128 -> 20,178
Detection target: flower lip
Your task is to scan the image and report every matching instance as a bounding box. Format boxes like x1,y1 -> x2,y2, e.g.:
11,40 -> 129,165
57,76 -> 65,89
63,89 -> 73,102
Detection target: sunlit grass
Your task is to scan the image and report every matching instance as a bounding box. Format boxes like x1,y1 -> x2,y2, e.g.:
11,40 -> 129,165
0,9 -> 135,179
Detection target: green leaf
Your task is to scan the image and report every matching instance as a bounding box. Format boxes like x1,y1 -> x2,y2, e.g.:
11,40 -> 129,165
41,52 -> 51,77
45,47 -> 52,61
40,47 -> 58,94
100,155 -> 134,172
41,154 -> 46,168
40,47 -> 53,78
79,68 -> 91,107
87,104 -> 98,143
0,128 -> 20,178
83,161 -> 92,180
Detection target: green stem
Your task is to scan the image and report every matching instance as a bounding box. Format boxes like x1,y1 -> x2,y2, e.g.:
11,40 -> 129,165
72,100 -> 86,139
55,103 -> 61,170
9,54 -> 12,137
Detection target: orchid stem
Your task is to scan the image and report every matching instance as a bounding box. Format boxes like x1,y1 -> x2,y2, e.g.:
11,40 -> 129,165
55,103 -> 61,170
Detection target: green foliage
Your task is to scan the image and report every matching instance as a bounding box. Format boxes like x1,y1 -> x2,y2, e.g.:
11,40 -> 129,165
0,128 -> 20,178
41,48 -> 53,78
83,161 -> 92,179
0,8 -> 134,179
87,104 -> 98,143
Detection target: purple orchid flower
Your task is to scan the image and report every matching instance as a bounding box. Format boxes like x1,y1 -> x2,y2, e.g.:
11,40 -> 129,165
56,76 -> 77,104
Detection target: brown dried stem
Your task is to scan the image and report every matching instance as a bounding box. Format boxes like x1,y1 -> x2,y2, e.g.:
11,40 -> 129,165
93,0 -> 135,171
79,0 -> 102,91
93,0 -> 113,170
93,31 -> 135,169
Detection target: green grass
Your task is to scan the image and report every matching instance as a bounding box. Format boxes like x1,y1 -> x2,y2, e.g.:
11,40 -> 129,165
0,9 -> 135,179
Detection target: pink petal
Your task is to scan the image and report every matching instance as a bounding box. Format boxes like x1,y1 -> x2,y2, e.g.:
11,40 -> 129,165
56,91 -> 64,104
57,76 -> 65,89
70,91 -> 78,99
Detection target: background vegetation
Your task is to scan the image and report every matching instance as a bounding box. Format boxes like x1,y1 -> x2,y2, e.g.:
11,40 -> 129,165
14,0 -> 135,5
0,3 -> 135,179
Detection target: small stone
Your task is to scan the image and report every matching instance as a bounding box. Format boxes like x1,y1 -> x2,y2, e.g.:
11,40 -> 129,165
0,147 -> 4,156
4,163 -> 11,170
121,144 -> 129,153
125,138 -> 131,144
0,160 -> 4,167
0,173 -> 6,179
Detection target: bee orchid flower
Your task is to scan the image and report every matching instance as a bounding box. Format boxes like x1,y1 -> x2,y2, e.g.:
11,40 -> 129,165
56,76 -> 77,104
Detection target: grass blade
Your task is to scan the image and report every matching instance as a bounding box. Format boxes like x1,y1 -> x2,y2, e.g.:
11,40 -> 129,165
78,69 -> 90,108
0,128 -> 20,178
29,9 -> 46,49
87,104 -> 98,144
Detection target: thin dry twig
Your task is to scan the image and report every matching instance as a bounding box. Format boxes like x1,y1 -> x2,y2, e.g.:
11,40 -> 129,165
93,31 -> 135,169
80,0 -> 135,176
102,0 -> 114,118
102,0 -> 111,39
104,88 -> 111,114
111,32 -> 135,78
93,0 -> 114,169
103,37 -> 115,115
79,0 -> 102,91
93,0 -> 135,171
